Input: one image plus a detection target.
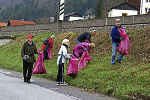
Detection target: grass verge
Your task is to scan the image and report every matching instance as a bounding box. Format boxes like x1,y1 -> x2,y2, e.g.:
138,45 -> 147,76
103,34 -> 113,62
1,28 -> 150,99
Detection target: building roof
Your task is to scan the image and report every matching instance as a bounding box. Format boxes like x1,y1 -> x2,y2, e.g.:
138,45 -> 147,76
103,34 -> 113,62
128,0 -> 141,10
109,2 -> 138,11
0,22 -> 7,27
8,20 -> 35,26
64,12 -> 82,17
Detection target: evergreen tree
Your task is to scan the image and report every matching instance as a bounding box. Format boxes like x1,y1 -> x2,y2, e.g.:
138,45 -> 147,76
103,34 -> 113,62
64,0 -> 98,16
96,0 -> 104,18
0,0 -> 99,22
96,0 -> 125,18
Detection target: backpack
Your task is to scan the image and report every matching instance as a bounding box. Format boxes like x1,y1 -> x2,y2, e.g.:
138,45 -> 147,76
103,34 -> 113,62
43,38 -> 49,45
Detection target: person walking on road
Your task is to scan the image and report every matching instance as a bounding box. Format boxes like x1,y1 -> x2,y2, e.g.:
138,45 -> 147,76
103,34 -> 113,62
111,19 -> 125,64
76,30 -> 96,44
21,35 -> 38,83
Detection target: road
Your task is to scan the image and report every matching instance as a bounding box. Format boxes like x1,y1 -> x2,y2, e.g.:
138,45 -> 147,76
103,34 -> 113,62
0,69 -> 118,100
0,73 -> 76,100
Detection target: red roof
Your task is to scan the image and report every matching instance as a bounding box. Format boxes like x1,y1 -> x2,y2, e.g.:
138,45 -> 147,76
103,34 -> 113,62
0,22 -> 7,27
9,20 -> 35,26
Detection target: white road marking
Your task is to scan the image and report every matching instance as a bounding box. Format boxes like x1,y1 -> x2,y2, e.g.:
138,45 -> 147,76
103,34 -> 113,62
0,70 -> 11,75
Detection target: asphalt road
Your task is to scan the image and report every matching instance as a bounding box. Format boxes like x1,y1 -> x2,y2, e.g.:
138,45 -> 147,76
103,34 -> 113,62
0,69 -> 118,100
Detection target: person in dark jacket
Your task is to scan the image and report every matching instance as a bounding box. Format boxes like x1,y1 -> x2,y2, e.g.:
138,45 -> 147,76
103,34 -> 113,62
111,19 -> 124,64
21,35 -> 38,83
76,30 -> 96,44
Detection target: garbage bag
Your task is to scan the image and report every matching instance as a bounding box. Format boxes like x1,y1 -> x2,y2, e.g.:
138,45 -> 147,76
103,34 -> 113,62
118,28 -> 130,55
78,51 -> 92,70
85,51 -> 92,61
32,50 -> 46,74
47,47 -> 52,59
67,55 -> 79,76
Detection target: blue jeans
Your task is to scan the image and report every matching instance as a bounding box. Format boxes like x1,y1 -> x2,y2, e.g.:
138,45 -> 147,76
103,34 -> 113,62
111,42 -> 124,64
76,40 -> 81,44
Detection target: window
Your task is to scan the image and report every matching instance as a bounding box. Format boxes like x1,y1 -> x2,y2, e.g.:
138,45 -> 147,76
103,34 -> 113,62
145,8 -> 150,14
122,13 -> 128,17
146,0 -> 150,2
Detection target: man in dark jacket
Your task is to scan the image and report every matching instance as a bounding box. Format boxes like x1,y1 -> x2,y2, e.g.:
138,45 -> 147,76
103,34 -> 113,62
21,35 -> 38,83
111,19 -> 124,64
76,30 -> 96,44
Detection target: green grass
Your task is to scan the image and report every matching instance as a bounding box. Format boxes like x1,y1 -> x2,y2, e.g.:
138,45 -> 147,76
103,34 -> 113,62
1,29 -> 150,100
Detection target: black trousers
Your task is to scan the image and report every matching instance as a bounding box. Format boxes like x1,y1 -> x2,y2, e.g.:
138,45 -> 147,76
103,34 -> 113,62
23,61 -> 33,81
43,49 -> 48,60
43,44 -> 50,60
57,63 -> 64,83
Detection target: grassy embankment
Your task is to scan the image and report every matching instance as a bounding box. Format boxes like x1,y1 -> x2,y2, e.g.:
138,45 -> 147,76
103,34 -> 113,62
0,28 -> 150,100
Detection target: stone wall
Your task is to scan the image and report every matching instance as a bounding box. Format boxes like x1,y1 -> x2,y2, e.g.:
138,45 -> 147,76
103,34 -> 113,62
0,14 -> 150,35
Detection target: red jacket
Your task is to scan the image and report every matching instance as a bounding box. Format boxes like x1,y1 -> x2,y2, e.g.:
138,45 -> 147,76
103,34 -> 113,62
41,38 -> 53,50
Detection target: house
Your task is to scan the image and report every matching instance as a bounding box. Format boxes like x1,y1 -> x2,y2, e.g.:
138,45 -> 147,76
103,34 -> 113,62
140,0 -> 150,14
64,12 -> 83,21
108,2 -> 138,17
127,0 -> 150,14
0,22 -> 7,28
49,17 -> 55,22
109,0 -> 150,16
7,20 -> 35,26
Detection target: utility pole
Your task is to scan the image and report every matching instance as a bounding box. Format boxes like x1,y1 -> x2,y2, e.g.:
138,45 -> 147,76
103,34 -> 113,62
57,0 -> 65,34
105,0 -> 108,25
57,1 -> 60,34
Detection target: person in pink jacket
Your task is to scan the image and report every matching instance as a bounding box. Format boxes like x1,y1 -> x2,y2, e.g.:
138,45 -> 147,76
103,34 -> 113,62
73,42 -> 95,58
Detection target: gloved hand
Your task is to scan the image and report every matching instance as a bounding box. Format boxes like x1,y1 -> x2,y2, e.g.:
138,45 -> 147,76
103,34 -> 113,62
22,55 -> 29,60
69,54 -> 73,59
26,55 -> 29,58
70,57 -> 73,59
120,37 -> 124,40
38,52 -> 41,55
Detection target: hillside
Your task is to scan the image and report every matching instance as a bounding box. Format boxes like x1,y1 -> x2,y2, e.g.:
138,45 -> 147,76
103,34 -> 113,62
0,0 -> 58,22
0,0 -> 99,22
0,27 -> 150,99
0,0 -> 128,22
64,0 -> 98,15
0,0 -> 23,8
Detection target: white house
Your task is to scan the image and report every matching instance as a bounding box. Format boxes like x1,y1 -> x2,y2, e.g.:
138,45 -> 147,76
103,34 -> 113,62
69,16 -> 83,21
108,3 -> 138,17
64,12 -> 83,21
140,0 -> 150,14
